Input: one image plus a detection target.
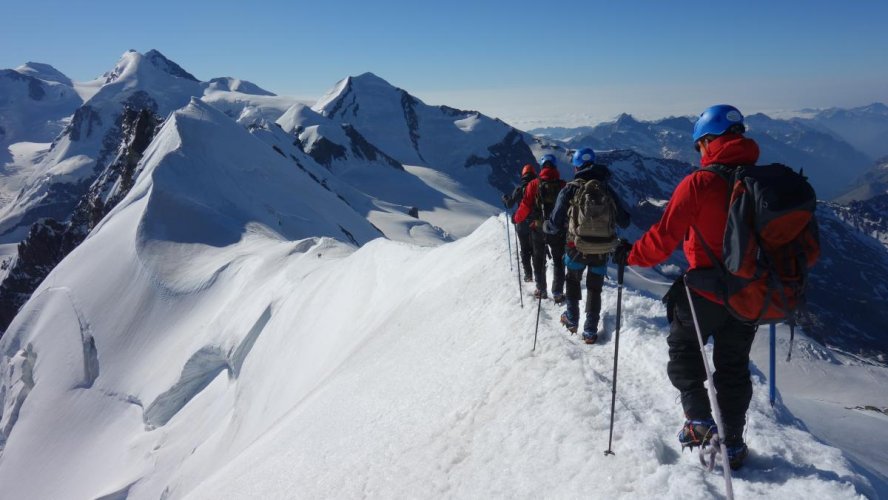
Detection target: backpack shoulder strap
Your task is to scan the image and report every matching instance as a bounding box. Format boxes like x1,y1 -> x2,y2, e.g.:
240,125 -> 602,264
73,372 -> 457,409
700,164 -> 733,183
699,164 -> 739,211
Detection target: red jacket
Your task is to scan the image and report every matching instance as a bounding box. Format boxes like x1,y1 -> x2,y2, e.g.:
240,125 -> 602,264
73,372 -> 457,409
512,165 -> 565,225
627,134 -> 760,301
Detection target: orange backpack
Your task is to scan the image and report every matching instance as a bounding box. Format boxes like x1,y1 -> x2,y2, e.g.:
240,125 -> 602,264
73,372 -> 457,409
686,164 -> 820,324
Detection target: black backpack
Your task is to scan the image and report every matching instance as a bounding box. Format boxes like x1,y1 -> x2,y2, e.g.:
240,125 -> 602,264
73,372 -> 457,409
534,178 -> 561,228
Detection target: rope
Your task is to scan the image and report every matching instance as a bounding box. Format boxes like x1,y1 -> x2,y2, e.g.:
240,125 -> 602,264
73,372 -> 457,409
625,266 -> 674,286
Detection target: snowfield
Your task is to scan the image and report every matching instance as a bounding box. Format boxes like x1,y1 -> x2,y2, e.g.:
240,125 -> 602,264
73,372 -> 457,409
0,203 -> 881,498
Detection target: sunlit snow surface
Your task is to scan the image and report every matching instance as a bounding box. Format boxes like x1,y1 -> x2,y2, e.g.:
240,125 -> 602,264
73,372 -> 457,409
0,207 -> 882,498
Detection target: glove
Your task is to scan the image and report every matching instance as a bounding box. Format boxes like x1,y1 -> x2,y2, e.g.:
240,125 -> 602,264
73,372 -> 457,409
529,220 -> 538,231
542,220 -> 557,235
612,239 -> 632,266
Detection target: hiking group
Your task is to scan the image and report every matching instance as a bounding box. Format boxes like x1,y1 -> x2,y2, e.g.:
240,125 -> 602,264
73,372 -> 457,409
503,104 -> 819,474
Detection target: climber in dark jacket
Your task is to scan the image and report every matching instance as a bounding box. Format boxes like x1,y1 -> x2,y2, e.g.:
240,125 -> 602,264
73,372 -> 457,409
545,148 -> 630,343
502,164 -> 537,281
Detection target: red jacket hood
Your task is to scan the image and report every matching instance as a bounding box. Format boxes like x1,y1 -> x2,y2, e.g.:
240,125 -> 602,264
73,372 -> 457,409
539,165 -> 560,181
701,134 -> 760,166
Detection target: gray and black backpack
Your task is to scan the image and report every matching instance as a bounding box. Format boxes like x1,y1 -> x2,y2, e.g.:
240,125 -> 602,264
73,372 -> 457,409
534,178 -> 562,229
567,179 -> 617,255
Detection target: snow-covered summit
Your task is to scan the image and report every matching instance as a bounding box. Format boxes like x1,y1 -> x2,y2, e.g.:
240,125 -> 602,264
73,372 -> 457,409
14,61 -> 73,86
102,97 -> 380,250
313,72 -> 536,201
206,77 -> 275,96
0,68 -> 81,147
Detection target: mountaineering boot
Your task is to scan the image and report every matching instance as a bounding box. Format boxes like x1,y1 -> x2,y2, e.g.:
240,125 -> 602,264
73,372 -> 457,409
552,292 -> 565,304
533,289 -> 548,299
560,311 -> 578,334
726,442 -> 749,470
581,329 -> 599,344
583,316 -> 599,338
723,430 -> 748,470
523,274 -> 534,283
678,418 -> 717,449
561,299 -> 580,333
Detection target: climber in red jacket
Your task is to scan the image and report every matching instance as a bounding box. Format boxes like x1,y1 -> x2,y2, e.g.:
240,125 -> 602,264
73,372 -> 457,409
612,104 -> 759,470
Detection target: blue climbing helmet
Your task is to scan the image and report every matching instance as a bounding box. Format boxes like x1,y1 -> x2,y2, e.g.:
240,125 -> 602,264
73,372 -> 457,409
539,154 -> 557,168
692,104 -> 745,143
571,147 -> 596,168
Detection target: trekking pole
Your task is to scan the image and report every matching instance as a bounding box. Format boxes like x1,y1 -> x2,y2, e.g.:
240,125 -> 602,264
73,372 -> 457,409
604,261 -> 626,456
769,323 -> 776,407
514,218 -> 524,308
683,276 -> 735,500
504,212 -> 513,271
532,292 -> 542,351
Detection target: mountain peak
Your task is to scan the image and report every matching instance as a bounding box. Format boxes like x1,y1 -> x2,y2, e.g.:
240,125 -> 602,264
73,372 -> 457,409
614,113 -> 639,125
858,102 -> 888,115
344,72 -> 403,94
207,77 -> 275,96
14,62 -> 72,86
144,49 -> 199,82
314,73 -> 406,118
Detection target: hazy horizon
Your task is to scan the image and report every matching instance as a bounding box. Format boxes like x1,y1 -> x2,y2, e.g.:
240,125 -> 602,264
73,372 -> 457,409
4,0 -> 886,129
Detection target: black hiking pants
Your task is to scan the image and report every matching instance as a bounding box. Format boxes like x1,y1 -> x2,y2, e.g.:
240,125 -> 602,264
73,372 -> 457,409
666,280 -> 757,441
565,253 -> 607,332
531,229 -> 565,294
516,221 -> 533,278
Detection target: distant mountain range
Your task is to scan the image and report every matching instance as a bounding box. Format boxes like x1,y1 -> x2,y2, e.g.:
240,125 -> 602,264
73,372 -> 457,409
530,104 -> 888,202
1,49 -> 887,359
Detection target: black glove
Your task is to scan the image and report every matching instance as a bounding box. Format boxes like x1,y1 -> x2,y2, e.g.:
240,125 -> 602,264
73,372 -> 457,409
612,239 -> 632,266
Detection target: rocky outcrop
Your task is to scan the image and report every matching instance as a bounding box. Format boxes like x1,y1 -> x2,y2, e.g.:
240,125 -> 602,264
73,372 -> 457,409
0,107 -> 161,332
465,128 -> 535,195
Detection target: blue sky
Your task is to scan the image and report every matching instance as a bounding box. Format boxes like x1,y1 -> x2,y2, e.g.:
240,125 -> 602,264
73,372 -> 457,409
3,0 -> 887,127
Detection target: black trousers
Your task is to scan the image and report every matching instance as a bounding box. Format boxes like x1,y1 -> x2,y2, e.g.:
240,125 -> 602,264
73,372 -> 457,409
531,229 -> 565,294
516,222 -> 533,278
565,254 -> 607,332
667,282 -> 757,440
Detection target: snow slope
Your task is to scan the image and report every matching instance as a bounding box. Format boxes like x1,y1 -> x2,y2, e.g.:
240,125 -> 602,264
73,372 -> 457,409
0,192 -> 879,499
0,50 -> 305,241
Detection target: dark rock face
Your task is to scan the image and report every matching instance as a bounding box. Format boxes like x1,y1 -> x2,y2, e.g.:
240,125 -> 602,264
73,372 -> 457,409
0,107 -> 161,333
465,129 -> 536,195
342,124 -> 403,170
307,136 -> 347,168
0,219 -> 70,328
69,106 -> 102,141
400,91 -> 423,162
324,78 -> 354,119
0,69 -> 47,101
27,78 -> 45,101
839,193 -> 888,247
